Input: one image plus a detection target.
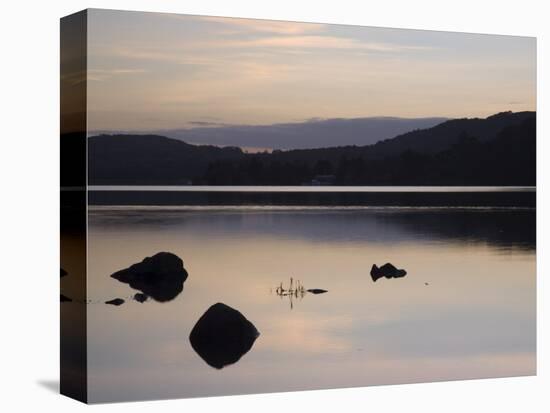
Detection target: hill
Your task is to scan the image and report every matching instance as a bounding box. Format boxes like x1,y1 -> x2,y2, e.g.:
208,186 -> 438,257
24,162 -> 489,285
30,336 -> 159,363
201,112 -> 536,185
88,134 -> 244,185
87,111 -> 535,185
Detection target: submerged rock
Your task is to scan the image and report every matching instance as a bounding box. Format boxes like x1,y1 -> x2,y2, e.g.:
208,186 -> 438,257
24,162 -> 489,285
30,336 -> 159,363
105,298 -> 125,306
110,252 -> 188,302
189,303 -> 260,369
370,263 -> 407,282
133,293 -> 148,303
60,294 -> 72,302
307,289 -> 328,294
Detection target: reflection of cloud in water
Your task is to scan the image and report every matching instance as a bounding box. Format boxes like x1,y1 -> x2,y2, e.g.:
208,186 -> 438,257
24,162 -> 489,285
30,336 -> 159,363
347,307 -> 535,360
262,315 -> 354,354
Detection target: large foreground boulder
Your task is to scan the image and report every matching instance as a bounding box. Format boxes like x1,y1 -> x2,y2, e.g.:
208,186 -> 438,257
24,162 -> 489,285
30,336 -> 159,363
111,252 -> 188,302
371,263 -> 407,282
189,303 -> 260,369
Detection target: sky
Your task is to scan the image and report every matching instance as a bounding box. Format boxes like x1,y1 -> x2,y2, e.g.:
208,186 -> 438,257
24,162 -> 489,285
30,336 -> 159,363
87,9 -> 536,132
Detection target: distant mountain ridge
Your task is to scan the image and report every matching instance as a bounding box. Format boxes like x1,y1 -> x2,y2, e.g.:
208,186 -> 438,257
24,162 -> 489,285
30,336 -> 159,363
94,116 -> 448,150
87,111 -> 535,185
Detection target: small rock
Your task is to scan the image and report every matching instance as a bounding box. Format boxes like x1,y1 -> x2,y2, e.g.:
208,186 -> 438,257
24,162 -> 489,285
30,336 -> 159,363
134,293 -> 148,303
370,263 -> 407,282
307,289 -> 328,294
105,298 -> 125,306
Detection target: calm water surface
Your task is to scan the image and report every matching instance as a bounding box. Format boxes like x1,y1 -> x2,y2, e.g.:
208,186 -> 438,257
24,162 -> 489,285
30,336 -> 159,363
89,185 -> 535,192
83,206 -> 535,403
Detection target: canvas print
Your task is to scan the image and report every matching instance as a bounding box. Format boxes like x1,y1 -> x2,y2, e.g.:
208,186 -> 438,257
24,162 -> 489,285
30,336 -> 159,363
60,9 -> 536,404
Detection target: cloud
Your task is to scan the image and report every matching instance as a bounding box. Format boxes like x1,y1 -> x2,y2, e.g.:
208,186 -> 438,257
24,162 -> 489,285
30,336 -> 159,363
86,12 -> 534,130
224,35 -> 436,52
92,31 -> 436,69
187,120 -> 228,127
88,68 -> 147,82
187,15 -> 327,35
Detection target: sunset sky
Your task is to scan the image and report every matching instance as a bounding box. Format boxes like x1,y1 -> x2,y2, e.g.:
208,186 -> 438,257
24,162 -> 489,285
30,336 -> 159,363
87,9 -> 536,131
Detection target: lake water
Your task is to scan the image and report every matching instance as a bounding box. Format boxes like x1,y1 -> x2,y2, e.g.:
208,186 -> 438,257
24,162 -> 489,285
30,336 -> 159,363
87,186 -> 535,208
88,185 -> 535,192
82,203 -> 536,403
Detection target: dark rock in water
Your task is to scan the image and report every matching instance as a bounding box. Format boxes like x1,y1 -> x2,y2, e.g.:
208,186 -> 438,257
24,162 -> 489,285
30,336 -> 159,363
189,303 -> 260,369
371,263 -> 407,282
134,293 -> 148,303
105,298 -> 125,306
61,268 -> 68,278
307,289 -> 328,294
60,294 -> 72,302
110,252 -> 188,302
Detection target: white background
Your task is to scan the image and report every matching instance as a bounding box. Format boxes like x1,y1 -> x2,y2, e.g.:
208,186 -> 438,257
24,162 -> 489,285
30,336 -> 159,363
0,0 -> 548,411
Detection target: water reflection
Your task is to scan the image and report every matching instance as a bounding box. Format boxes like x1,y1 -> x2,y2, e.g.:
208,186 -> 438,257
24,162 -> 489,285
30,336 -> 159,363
60,194 -> 87,402
86,207 -> 535,402
386,209 -> 535,250
89,207 -> 535,251
189,303 -> 260,369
